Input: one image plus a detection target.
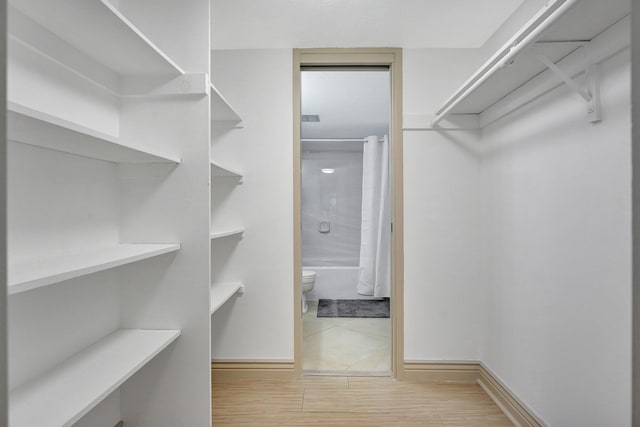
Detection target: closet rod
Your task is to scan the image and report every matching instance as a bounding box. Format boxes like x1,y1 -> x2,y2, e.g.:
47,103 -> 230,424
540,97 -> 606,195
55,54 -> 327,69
431,0 -> 579,127
301,138 -> 385,142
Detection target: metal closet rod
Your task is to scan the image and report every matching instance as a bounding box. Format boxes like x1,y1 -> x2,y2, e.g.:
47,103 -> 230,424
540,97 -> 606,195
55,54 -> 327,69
301,138 -> 385,142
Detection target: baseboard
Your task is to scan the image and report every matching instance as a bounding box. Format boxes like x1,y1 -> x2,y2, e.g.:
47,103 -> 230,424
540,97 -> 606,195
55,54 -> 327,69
404,361 -> 544,427
477,363 -> 546,427
403,361 -> 480,382
211,360 -> 296,381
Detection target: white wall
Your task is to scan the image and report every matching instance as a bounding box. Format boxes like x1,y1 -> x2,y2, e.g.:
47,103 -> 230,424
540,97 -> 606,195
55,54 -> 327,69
632,0 -> 640,424
480,47 -> 632,426
481,0 -> 548,54
210,49 -> 294,360
0,0 -> 6,422
206,46 -> 491,362
402,48 -> 487,361
403,129 -> 484,361
207,47 -> 487,361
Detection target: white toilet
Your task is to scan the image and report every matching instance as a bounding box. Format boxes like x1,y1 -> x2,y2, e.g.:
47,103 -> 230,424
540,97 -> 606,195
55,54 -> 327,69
301,270 -> 316,314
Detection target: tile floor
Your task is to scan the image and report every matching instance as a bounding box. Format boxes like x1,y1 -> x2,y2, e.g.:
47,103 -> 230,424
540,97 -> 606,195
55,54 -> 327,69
302,300 -> 391,373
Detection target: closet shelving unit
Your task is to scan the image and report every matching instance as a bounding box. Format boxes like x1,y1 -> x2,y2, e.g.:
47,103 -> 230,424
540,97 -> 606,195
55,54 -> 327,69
8,0 -> 211,426
429,0 -> 630,129
10,329 -> 181,427
210,82 -> 245,315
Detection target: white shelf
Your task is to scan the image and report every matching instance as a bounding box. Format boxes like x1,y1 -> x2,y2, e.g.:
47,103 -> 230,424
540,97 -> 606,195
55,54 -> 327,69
11,0 -> 183,78
210,282 -> 243,315
211,83 -> 242,122
449,43 -> 578,115
211,161 -> 243,178
210,228 -> 245,240
432,0 -> 630,125
8,102 -> 181,163
9,243 -> 181,295
10,329 -> 181,427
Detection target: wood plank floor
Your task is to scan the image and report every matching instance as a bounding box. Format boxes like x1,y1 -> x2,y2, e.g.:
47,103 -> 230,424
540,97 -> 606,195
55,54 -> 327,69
212,376 -> 514,426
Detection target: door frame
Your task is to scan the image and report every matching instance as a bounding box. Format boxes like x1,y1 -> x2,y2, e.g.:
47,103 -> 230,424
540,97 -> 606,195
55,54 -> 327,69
292,48 -> 404,379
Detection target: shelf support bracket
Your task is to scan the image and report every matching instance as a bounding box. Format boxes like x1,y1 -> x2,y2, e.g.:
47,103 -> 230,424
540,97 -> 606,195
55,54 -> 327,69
532,46 -> 601,123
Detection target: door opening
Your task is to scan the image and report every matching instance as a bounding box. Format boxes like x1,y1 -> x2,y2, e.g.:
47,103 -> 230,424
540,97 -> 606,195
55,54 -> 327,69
293,49 -> 404,379
301,68 -> 391,374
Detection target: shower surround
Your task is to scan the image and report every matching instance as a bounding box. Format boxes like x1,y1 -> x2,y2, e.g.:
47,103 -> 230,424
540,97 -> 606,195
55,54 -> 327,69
301,145 -> 374,300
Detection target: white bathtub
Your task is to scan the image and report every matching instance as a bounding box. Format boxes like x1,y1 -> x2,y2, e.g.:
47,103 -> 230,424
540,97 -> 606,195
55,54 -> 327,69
303,266 -> 375,300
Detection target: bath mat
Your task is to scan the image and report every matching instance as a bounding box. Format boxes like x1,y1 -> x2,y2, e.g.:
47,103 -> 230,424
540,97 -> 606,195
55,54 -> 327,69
316,298 -> 390,318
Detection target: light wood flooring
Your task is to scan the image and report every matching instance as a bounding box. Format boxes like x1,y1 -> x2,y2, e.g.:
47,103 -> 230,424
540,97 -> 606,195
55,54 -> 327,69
212,376 -> 514,426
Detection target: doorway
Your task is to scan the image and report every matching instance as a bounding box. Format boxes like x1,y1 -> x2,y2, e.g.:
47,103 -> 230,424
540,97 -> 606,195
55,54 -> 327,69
293,49 -> 404,378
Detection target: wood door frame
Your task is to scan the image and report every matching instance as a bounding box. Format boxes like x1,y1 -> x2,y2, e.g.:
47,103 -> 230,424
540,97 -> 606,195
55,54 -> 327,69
292,48 -> 404,379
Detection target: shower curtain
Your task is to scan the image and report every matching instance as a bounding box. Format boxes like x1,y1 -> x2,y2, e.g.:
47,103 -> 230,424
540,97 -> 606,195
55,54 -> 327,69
357,135 -> 391,297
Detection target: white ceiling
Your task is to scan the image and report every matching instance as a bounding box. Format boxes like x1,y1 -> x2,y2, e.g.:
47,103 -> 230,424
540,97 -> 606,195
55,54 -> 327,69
211,0 -> 526,49
301,70 -> 390,139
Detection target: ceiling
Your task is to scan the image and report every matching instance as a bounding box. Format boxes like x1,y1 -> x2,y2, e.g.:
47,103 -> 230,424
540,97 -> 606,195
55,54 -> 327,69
301,70 -> 390,140
211,0 -> 526,49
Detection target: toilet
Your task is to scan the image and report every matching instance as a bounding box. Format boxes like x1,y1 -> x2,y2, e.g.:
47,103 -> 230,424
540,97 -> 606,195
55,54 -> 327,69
301,270 -> 316,314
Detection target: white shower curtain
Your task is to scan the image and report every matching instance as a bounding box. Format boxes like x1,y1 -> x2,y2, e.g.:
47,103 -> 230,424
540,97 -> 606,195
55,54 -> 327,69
357,135 -> 391,297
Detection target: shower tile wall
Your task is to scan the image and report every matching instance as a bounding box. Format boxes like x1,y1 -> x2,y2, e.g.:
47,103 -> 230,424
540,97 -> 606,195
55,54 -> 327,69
301,147 -> 363,271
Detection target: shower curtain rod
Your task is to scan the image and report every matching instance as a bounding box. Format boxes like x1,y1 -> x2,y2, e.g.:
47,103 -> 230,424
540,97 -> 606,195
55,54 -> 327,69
301,138 -> 385,142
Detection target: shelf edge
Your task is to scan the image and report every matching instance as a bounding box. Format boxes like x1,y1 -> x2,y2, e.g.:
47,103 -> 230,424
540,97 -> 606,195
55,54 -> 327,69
210,229 -> 245,240
210,282 -> 243,315
8,243 -> 181,296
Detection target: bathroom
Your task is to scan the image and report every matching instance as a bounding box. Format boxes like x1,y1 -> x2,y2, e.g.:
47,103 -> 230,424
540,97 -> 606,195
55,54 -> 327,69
299,69 -> 392,373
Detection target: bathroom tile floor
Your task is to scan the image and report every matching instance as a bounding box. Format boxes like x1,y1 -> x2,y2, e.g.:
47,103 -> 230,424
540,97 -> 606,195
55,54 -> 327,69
303,300 -> 391,373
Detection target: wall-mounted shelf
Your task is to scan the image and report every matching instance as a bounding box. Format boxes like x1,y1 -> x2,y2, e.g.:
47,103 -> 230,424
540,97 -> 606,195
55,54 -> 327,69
211,83 -> 242,123
9,243 -> 181,295
8,102 -> 181,164
446,42 -> 580,116
210,282 -> 244,315
9,329 -> 180,427
430,0 -> 630,129
210,229 -> 245,240
11,0 -> 183,78
211,161 -> 243,179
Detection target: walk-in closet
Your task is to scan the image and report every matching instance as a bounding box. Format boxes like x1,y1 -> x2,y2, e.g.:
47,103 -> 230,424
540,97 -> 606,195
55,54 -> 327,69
0,0 -> 638,426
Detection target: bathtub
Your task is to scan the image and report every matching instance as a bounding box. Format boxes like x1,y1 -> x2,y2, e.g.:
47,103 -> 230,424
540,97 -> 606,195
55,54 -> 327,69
303,266 -> 374,300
